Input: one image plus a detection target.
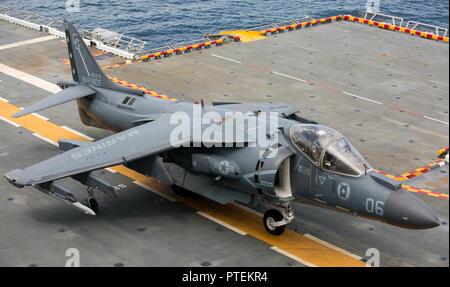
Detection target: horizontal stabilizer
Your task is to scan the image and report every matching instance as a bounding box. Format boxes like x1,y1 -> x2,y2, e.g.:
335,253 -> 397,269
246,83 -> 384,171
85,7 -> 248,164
13,85 -> 95,118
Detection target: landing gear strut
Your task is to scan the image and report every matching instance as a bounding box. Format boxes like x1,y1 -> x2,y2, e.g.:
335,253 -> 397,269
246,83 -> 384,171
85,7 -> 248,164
263,204 -> 294,236
87,187 -> 99,213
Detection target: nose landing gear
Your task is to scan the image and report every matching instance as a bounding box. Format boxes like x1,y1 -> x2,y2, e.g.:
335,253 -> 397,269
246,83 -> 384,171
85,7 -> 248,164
263,204 -> 294,236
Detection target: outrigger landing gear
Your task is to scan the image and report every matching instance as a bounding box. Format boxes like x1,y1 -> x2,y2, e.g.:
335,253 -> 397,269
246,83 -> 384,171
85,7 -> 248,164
263,203 -> 294,236
87,187 -> 99,213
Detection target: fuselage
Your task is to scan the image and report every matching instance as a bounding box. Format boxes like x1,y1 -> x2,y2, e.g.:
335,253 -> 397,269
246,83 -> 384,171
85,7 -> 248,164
76,87 -> 440,230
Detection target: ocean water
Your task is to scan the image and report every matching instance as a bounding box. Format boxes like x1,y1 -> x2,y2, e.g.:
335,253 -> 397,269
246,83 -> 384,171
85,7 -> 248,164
1,0 -> 448,48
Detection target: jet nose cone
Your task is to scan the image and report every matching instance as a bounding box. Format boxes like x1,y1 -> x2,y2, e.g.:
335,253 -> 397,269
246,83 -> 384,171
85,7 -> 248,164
385,190 -> 440,229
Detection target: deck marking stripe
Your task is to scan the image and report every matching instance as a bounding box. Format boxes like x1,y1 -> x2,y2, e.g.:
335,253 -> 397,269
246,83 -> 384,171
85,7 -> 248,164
197,211 -> 248,235
133,181 -> 177,202
211,56 -> 447,126
212,56 -> 446,127
382,117 -> 448,140
423,116 -> 449,126
270,246 -> 317,267
61,125 -> 95,140
0,115 -> 21,127
210,54 -> 242,64
343,91 -> 383,105
231,202 -> 263,218
402,184 -> 449,199
0,63 -> 61,94
271,71 -> 308,83
32,133 -> 58,146
105,168 -> 117,173
304,234 -> 363,261
0,35 -> 57,51
19,108 -> 50,121
0,96 -> 10,103
376,168 -> 449,200
0,95 -> 365,267
31,113 -> 49,121
211,54 -> 308,83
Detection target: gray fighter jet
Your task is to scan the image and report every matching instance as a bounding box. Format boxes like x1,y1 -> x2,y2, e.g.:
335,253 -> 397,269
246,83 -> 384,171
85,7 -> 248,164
4,21 -> 440,235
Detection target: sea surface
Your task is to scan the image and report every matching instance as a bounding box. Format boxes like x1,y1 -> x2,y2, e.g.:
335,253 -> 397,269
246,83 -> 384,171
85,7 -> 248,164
1,0 -> 448,48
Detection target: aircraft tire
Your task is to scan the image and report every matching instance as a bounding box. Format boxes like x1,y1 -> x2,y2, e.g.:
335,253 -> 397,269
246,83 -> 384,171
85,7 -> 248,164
263,209 -> 286,236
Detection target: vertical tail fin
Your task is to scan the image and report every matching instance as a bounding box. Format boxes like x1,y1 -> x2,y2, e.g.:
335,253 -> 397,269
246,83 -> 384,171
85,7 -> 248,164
64,20 -> 117,90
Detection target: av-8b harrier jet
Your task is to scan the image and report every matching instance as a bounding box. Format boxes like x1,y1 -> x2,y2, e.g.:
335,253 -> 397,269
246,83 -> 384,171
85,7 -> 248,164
4,21 -> 440,235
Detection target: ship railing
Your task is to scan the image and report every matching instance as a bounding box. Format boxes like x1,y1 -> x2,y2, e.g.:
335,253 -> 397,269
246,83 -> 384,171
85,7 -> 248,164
82,30 -> 147,54
364,11 -> 448,37
364,11 -> 404,26
138,38 -> 215,57
0,5 -> 145,59
405,21 -> 448,38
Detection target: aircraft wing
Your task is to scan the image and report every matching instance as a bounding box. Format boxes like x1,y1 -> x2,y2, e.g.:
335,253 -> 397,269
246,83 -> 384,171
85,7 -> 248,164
4,108 -> 274,188
4,114 -> 187,187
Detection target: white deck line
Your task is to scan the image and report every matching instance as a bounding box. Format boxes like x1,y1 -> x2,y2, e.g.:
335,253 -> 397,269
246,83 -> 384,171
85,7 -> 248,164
18,108 -> 50,121
31,113 -> 49,121
270,246 -> 317,267
0,115 -> 21,127
105,168 -> 118,173
60,125 -> 95,141
304,233 -> 363,261
32,133 -> 58,146
210,54 -> 242,64
0,63 -> 61,94
0,96 -> 10,103
197,211 -> 248,235
272,71 -> 308,83
343,91 -> 383,105
423,116 -> 449,126
0,35 -> 57,51
133,180 -> 177,202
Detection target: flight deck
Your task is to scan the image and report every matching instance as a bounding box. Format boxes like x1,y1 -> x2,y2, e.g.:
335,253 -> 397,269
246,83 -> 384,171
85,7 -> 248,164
0,11 -> 448,267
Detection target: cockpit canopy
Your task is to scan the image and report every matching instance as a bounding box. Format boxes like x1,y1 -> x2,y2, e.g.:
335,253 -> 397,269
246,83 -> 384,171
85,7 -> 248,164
290,124 -> 370,176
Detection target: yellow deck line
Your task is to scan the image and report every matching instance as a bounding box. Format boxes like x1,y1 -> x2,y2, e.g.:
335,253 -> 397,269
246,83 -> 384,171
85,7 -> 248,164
0,99 -> 365,267
0,101 -> 86,142
110,166 -> 364,267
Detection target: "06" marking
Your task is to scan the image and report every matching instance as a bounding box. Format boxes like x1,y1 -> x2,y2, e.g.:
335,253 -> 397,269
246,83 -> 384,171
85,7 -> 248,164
365,198 -> 384,216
